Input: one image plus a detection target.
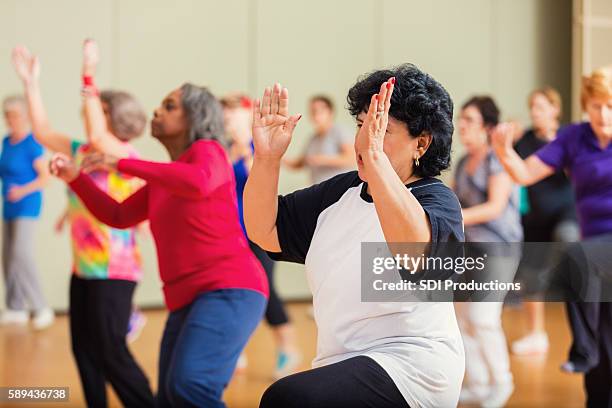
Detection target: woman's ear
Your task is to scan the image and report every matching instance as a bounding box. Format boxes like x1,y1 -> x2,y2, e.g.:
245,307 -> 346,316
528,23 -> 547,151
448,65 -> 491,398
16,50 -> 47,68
417,133 -> 433,154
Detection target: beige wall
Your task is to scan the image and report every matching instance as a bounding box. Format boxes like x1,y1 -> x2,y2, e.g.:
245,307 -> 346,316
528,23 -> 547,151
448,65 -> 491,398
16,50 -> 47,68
0,0 -> 571,310
572,0 -> 612,119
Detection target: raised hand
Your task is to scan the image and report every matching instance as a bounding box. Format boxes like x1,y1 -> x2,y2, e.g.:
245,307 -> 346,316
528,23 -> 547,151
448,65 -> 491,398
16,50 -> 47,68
251,83 -> 302,160
49,153 -> 79,183
82,38 -> 99,77
491,122 -> 518,154
355,77 -> 395,158
11,46 -> 40,84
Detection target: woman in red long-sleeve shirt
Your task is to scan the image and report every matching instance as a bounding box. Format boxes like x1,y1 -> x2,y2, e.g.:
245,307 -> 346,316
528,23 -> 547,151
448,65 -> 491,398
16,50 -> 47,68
50,84 -> 269,408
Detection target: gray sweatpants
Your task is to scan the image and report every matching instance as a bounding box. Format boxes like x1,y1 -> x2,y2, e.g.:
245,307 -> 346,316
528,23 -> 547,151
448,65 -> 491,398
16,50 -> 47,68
2,218 -> 47,312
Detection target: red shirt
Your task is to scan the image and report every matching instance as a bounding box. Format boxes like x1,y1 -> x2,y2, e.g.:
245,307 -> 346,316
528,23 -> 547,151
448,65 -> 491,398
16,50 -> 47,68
69,139 -> 268,311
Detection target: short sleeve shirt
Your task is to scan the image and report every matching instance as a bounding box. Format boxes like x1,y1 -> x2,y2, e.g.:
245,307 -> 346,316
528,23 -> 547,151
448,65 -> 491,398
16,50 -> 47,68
267,172 -> 465,408
454,151 -> 523,243
536,122 -> 612,238
68,140 -> 144,281
304,124 -> 354,184
0,134 -> 44,220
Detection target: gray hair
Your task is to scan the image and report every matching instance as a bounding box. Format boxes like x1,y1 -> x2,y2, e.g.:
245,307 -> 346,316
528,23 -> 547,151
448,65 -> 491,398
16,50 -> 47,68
100,90 -> 147,141
180,83 -> 226,147
2,94 -> 28,115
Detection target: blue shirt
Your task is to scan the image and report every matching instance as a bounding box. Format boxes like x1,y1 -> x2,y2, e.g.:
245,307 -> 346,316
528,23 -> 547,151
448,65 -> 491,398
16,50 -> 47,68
233,158 -> 249,236
0,134 -> 44,220
232,142 -> 254,236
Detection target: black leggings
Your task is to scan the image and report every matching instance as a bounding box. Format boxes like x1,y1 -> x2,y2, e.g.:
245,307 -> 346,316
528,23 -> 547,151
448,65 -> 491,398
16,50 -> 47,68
69,275 -> 154,408
259,356 -> 409,408
249,241 -> 289,326
566,302 -> 612,408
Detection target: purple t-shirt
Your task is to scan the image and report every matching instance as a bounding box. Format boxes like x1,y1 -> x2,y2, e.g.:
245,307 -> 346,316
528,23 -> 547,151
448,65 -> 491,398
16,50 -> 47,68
535,122 -> 612,238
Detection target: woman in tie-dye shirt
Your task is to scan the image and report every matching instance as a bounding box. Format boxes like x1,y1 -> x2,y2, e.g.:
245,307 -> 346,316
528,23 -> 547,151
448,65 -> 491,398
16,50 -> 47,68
12,41 -> 154,407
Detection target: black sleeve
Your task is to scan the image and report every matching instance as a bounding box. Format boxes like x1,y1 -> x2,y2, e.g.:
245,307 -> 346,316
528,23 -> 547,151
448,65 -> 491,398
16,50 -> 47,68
267,171 -> 360,264
412,182 -> 465,243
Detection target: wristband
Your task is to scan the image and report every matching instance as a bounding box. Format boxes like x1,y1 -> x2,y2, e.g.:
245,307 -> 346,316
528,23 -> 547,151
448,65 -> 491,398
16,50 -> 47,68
82,75 -> 94,87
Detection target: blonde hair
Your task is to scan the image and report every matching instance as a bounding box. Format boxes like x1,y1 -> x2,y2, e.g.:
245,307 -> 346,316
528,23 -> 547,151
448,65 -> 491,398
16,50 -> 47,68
529,87 -> 562,119
581,65 -> 612,110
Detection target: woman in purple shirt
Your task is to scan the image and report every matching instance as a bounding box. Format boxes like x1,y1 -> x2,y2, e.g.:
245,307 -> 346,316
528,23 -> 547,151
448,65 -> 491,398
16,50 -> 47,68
493,66 -> 612,408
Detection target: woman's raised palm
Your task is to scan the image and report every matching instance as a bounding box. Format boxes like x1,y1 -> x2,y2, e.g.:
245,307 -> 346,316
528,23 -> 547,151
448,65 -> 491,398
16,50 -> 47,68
12,46 -> 39,83
252,83 -> 301,160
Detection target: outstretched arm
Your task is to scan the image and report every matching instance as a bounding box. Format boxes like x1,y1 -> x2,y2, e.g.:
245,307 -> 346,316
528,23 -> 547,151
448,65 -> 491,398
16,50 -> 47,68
80,141 -> 233,200
492,123 -> 554,186
49,153 -> 148,228
12,46 -> 72,156
81,39 -> 132,158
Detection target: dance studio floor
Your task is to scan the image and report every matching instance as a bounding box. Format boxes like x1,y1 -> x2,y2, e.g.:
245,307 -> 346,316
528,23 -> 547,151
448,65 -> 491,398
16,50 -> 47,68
1,303 -> 585,407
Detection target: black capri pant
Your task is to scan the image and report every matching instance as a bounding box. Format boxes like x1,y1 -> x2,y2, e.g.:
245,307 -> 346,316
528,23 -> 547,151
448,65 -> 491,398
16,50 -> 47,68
249,241 -> 289,326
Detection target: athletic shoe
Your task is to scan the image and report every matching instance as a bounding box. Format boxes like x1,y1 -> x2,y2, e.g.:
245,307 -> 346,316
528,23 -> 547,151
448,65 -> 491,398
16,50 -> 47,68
560,361 -> 591,374
511,332 -> 549,355
32,308 -> 55,330
273,350 -> 302,380
127,309 -> 147,343
482,382 -> 514,408
0,309 -> 29,326
235,353 -> 248,374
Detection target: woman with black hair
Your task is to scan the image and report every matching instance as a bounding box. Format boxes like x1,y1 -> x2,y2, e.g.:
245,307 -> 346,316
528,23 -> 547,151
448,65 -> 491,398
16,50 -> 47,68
49,84 -> 268,408
246,64 -> 465,408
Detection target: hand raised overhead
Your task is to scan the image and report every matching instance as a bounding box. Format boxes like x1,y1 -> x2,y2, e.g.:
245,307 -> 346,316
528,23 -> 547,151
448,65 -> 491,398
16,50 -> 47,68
11,46 -> 39,84
251,83 -> 302,161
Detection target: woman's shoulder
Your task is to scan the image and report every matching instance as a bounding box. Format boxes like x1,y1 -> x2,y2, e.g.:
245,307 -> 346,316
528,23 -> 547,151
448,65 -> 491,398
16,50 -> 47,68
409,177 -> 456,199
558,122 -> 590,140
186,139 -> 227,160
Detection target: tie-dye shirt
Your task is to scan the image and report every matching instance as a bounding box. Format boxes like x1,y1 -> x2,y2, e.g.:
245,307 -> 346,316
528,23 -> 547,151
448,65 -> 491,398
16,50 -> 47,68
69,140 -> 143,281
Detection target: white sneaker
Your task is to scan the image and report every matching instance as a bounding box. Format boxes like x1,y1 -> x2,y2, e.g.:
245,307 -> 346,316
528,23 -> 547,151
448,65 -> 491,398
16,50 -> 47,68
32,308 -> 55,330
0,309 -> 29,326
482,383 -> 514,408
235,353 -> 248,374
511,332 -> 549,355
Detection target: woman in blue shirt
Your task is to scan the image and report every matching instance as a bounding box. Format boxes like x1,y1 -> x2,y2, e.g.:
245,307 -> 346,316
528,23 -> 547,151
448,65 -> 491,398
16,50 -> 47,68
0,95 -> 52,329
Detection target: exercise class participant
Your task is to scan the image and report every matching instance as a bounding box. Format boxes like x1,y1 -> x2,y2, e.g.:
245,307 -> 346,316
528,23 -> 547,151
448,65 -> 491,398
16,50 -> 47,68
246,64 -> 465,408
493,65 -> 612,407
12,43 -> 153,407
50,83 -> 268,408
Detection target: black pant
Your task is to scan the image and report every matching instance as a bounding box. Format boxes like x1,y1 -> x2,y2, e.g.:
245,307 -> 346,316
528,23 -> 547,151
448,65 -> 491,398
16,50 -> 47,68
259,356 -> 410,408
69,275 -> 154,408
566,302 -> 612,408
249,241 -> 289,326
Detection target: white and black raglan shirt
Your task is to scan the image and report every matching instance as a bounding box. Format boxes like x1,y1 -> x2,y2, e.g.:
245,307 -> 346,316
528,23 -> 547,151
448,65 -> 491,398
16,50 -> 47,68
268,171 -> 466,408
